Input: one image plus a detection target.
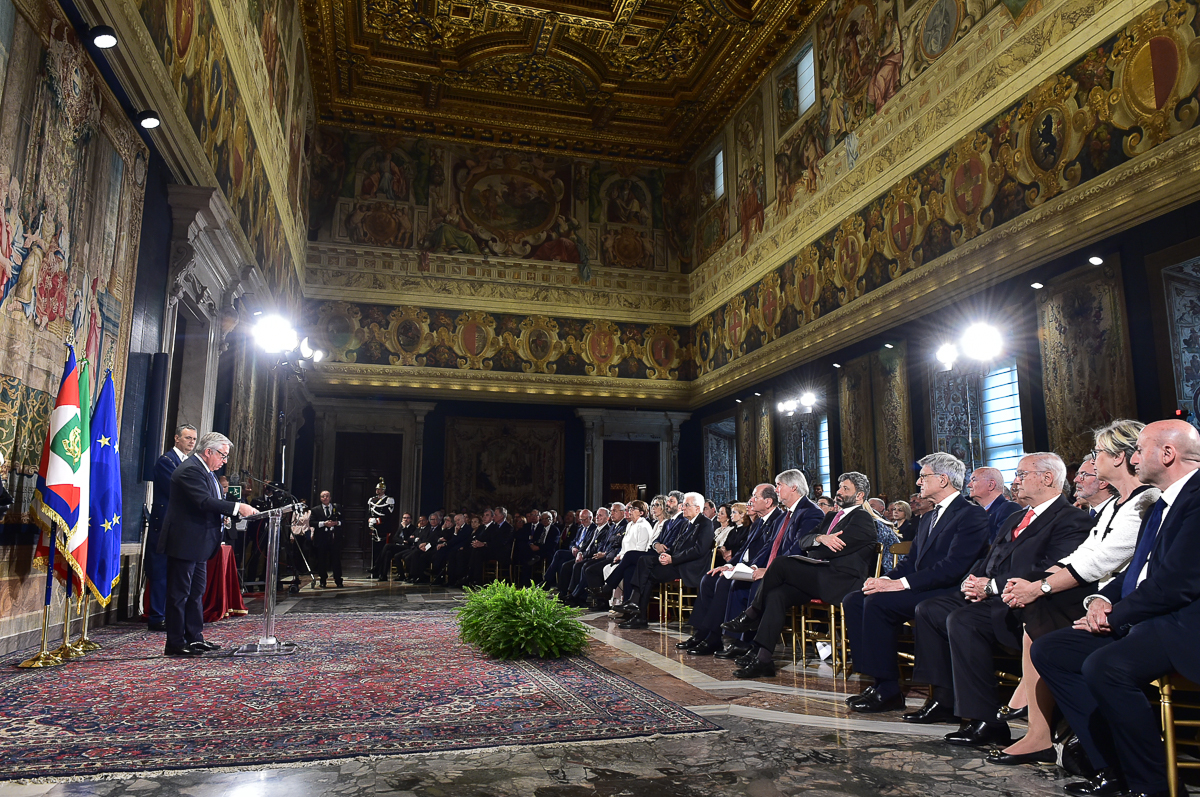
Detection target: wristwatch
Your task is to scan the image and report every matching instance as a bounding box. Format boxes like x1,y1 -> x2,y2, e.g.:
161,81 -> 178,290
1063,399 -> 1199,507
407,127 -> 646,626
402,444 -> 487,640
1040,579 -> 1053,595
984,581 -> 995,597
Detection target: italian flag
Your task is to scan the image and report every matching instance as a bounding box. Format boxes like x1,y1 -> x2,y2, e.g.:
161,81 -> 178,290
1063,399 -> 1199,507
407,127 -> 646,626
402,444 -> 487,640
32,348 -> 91,590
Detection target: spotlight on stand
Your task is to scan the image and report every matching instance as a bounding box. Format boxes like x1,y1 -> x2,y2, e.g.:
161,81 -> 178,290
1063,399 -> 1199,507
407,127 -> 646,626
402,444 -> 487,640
253,314 -> 298,354
800,392 -> 817,413
936,343 -> 959,372
299,336 -> 326,363
961,323 -> 1003,361
89,25 -> 117,49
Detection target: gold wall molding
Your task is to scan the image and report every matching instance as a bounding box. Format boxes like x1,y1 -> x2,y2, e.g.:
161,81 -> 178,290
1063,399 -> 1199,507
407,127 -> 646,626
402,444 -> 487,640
689,0 -> 1134,320
303,242 -> 692,324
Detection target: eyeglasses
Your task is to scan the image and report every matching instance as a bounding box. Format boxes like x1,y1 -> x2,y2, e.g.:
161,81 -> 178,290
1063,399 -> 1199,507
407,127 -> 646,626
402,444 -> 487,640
915,472 -> 945,482
1012,470 -> 1047,480
209,450 -> 230,461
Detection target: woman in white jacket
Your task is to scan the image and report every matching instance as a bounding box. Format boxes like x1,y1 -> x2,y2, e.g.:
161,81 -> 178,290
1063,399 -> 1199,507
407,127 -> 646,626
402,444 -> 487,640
990,419 -> 1160,766
600,499 -> 655,609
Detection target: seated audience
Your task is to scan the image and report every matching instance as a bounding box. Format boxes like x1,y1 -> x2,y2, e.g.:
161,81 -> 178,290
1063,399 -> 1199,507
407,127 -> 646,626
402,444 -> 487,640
968,466 -> 1023,543
888,500 -> 916,542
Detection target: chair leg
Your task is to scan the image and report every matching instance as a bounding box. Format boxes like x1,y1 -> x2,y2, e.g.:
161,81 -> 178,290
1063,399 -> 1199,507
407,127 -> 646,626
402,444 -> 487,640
1161,680 -> 1178,797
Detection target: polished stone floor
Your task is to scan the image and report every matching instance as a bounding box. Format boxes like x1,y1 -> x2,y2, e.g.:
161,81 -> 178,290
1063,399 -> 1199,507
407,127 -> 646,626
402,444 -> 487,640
0,575 -> 1110,796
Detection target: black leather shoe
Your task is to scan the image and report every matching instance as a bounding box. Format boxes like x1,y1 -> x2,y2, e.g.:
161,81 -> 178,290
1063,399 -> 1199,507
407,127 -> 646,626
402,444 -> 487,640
147,621 -> 166,632
164,644 -> 200,657
687,640 -> 720,656
714,644 -> 751,659
849,691 -> 905,713
616,602 -> 641,617
996,705 -> 1028,722
945,719 -> 1011,746
190,641 -> 220,652
985,747 -> 1056,766
847,686 -> 879,707
618,618 -> 649,629
902,700 -> 958,724
734,659 -> 776,679
721,612 -> 759,634
675,636 -> 700,650
1064,769 -> 1127,797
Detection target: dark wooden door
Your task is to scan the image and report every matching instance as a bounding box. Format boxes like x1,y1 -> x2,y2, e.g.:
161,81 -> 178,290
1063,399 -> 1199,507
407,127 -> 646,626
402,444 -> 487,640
334,432 -> 404,572
602,440 -> 660,505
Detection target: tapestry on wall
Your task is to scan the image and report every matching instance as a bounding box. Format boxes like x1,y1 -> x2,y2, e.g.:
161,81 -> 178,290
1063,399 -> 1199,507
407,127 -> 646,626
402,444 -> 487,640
702,418 -> 737,506
0,1 -> 147,528
871,342 -> 915,504
1038,261 -> 1136,467
930,366 -> 983,472
839,354 -> 876,487
1161,256 -> 1200,419
443,418 -> 564,516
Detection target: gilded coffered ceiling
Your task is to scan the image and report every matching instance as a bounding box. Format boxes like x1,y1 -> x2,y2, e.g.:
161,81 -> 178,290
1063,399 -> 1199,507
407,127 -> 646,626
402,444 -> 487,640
302,0 -> 827,164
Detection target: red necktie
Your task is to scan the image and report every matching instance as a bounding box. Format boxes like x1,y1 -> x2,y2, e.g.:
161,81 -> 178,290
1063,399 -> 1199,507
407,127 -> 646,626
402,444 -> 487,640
766,508 -> 792,567
1011,508 -> 1035,540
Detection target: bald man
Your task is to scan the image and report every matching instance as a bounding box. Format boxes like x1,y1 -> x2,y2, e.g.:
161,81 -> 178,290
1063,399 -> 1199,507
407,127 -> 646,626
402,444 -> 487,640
1033,421 -> 1200,797
968,467 -> 1022,544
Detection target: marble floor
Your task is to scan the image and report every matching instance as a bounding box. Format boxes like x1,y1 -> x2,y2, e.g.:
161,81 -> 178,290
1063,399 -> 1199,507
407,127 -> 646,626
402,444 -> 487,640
0,576 -> 1119,796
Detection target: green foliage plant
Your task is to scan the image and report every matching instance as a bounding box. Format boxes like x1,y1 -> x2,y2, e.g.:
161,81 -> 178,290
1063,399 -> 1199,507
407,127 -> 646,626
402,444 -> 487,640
456,581 -> 590,659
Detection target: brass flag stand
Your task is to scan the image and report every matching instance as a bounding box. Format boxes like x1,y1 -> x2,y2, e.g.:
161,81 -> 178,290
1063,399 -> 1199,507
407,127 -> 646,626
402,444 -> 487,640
76,593 -> 100,652
19,523 -> 64,668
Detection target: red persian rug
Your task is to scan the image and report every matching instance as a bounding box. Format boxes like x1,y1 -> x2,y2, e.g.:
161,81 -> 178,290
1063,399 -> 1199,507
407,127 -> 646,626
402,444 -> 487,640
2,611 -> 717,780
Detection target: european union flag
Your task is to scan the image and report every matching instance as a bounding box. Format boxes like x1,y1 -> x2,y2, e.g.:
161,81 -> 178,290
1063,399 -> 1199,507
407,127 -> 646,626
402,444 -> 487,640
85,369 -> 122,606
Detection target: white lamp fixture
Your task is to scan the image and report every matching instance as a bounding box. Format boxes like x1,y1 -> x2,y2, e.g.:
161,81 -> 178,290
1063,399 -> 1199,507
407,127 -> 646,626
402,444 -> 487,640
960,323 -> 1003,361
1089,256 -> 1104,266
1031,282 -> 1044,290
253,314 -> 299,354
135,110 -> 160,129
90,25 -> 117,48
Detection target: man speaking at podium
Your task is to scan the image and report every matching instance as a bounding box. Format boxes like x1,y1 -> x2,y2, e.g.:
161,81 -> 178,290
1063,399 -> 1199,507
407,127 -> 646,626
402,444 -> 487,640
157,432 -> 256,657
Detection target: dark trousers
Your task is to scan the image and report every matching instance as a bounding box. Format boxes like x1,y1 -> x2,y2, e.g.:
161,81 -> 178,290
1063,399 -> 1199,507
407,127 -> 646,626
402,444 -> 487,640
401,546 -> 432,580
748,556 -> 820,653
145,524 -> 168,625
542,550 -> 575,588
581,559 -> 611,593
690,572 -> 735,641
376,541 -> 408,578
1032,621 -> 1175,794
560,558 -> 591,599
165,556 -> 207,649
844,586 -> 955,694
630,556 -> 682,620
725,581 -> 759,643
371,539 -> 385,577
912,593 -> 1011,720
603,551 -> 652,592
315,535 -> 343,586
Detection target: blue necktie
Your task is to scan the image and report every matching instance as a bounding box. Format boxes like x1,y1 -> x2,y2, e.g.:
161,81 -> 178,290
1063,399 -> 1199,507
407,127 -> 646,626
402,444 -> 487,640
1122,498 -> 1166,598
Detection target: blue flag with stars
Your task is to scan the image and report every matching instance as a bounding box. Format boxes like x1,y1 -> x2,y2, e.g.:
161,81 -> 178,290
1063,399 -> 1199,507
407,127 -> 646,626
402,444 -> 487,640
85,369 -> 122,606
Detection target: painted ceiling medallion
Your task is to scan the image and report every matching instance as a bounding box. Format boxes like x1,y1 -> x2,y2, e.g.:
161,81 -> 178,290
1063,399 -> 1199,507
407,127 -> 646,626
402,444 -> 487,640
752,272 -> 782,344
930,131 -> 1001,247
1089,0 -> 1200,157
314,301 -> 370,362
452,310 -> 502,369
784,245 -> 822,325
694,314 -> 718,376
378,306 -> 435,366
639,324 -> 684,380
1000,75 -> 1095,206
827,215 -> 869,304
724,295 -> 749,358
872,176 -> 929,278
510,315 -> 565,373
579,320 -> 627,377
303,0 -> 827,164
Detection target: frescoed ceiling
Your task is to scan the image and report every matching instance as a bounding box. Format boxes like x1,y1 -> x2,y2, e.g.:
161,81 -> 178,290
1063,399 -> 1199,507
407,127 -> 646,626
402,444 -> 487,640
302,0 -> 828,165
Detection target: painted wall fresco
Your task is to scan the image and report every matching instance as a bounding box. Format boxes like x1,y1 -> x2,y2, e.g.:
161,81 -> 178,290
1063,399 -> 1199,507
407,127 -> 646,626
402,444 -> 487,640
693,1 -> 1200,379
734,94 -> 766,255
305,300 -> 693,382
1162,257 -> 1200,419
1037,262 -> 1136,467
307,127 -> 687,275
0,1 -> 146,529
816,0 -> 904,149
135,0 -> 306,309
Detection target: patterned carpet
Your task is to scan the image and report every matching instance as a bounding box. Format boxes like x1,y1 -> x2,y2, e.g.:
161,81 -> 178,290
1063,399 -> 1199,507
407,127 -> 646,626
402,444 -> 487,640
1,611 -> 717,780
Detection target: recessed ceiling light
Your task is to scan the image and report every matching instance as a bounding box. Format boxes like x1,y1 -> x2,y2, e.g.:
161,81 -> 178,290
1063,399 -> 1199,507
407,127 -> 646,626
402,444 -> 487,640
90,25 -> 117,49
754,392 -> 761,397
734,399 -> 742,404
1031,282 -> 1044,289
1089,256 -> 1104,266
832,363 -> 841,368
884,343 -> 894,349
135,110 -> 160,129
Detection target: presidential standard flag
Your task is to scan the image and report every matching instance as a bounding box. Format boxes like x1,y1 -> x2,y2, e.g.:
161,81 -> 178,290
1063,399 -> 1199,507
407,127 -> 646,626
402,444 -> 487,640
32,347 -> 90,589
85,368 -> 121,606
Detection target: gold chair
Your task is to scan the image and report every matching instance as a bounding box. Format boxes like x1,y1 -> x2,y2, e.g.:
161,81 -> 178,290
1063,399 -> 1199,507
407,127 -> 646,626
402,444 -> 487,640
484,538 -> 517,583
659,547 -> 718,626
795,543 -> 884,673
1159,674 -> 1200,797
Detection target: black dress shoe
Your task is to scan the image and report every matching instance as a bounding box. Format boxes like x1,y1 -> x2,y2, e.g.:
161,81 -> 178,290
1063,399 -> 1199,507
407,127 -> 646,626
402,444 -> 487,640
164,644 -> 201,657
1064,769 -> 1127,797
996,705 -> 1028,722
734,659 -> 776,679
721,612 -> 759,634
902,700 -> 958,724
618,618 -> 649,629
190,641 -> 221,652
985,747 -> 1056,766
147,622 -> 166,633
714,644 -> 752,659
945,719 -> 1011,746
847,686 -> 879,707
675,636 -> 700,650
686,640 -> 720,656
849,691 -> 905,713
616,602 -> 641,617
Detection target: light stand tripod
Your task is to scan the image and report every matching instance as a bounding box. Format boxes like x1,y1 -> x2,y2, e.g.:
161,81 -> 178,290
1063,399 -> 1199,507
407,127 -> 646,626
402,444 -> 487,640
234,503 -> 300,657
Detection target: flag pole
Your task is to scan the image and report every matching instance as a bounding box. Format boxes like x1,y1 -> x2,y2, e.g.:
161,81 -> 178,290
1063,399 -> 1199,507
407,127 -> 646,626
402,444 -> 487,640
18,523 -> 63,668
76,592 -> 99,652
52,571 -> 85,660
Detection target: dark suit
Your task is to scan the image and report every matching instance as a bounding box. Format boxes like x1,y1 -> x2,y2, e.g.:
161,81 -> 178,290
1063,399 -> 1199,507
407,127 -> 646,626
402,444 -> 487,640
748,504 -> 878,653
1033,470 -> 1200,794
309,501 -> 344,586
983,495 -> 1023,544
690,506 -> 785,644
399,523 -> 439,580
629,514 -> 715,621
156,456 -> 238,649
146,448 -> 185,625
913,495 -> 1091,720
843,495 -> 991,695
544,523 -> 594,590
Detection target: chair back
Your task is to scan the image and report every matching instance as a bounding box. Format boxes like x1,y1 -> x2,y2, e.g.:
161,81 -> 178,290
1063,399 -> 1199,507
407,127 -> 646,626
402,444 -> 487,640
872,543 -> 885,578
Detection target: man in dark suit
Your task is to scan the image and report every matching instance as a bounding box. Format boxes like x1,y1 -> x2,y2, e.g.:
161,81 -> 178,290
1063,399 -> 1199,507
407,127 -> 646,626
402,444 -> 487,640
376,510 -> 413,581
309,490 -> 344,588
909,452 -> 1091,745
968,466 -> 1023,544
156,432 -> 255,656
146,424 -> 197,632
399,516 -> 440,582
682,483 -> 784,655
560,507 -> 608,601
617,492 -> 715,629
723,471 -> 880,678
543,509 -> 592,590
1032,421 -> 1200,797
845,453 -> 992,713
